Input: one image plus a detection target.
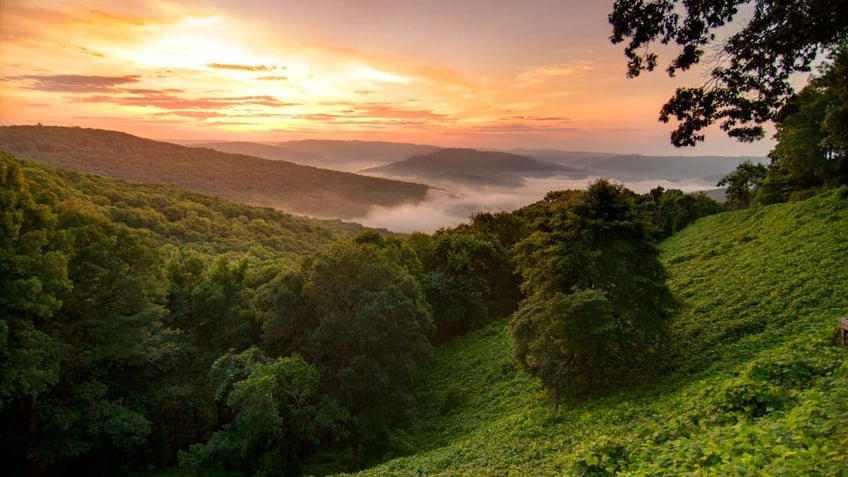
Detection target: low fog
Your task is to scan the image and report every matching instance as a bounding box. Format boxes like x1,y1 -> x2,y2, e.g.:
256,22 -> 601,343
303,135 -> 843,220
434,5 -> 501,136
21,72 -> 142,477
356,175 -> 721,233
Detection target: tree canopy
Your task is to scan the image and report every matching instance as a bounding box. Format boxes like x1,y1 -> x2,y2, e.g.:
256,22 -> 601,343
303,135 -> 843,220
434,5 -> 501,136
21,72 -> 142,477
610,0 -> 848,146
509,180 -> 677,411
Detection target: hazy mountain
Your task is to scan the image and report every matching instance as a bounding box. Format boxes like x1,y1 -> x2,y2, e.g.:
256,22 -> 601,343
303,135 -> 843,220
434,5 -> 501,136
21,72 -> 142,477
0,126 -> 429,219
278,139 -> 441,171
362,148 -> 583,187
194,141 -> 332,168
516,148 -> 763,182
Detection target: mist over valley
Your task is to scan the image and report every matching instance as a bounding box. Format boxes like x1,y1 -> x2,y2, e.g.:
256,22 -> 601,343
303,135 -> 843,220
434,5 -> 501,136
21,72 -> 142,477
193,138 -> 759,232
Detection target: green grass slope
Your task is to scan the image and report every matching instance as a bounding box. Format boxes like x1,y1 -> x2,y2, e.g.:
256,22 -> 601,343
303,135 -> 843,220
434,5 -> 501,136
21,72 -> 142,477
347,188 -> 848,476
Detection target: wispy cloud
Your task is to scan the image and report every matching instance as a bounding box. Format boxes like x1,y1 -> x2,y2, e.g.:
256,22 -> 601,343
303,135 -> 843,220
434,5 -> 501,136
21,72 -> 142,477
207,62 -> 285,72
75,92 -> 291,109
515,61 -> 595,87
12,74 -> 140,92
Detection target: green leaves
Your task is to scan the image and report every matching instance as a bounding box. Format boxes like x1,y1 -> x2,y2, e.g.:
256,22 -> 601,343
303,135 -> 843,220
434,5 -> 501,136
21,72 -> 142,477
509,180 -> 676,408
180,348 -> 319,476
610,0 -> 848,146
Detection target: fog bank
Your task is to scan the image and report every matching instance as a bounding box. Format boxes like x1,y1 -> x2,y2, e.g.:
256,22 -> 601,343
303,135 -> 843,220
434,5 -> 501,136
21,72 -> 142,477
356,175 -> 718,233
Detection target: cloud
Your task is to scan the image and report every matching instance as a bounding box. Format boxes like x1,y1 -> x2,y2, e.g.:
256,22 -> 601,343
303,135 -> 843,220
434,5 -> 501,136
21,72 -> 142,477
75,91 -> 291,110
12,74 -> 140,92
155,110 -> 220,119
504,115 -> 569,122
355,175 -> 720,234
256,76 -> 289,81
283,104 -> 449,125
515,61 -> 595,86
207,62 -> 284,72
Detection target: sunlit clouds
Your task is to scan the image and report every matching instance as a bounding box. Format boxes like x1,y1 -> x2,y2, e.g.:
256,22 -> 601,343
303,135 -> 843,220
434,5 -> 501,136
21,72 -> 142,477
0,0 -> 773,154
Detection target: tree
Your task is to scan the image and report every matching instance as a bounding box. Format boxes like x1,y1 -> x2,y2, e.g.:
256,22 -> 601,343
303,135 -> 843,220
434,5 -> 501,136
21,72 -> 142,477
609,0 -> 848,146
760,48 -> 848,201
717,160 -> 769,209
261,234 -> 433,456
509,180 -> 677,411
642,187 -> 723,238
408,232 -> 511,339
0,155 -> 69,413
179,347 -> 319,477
509,290 -> 615,413
0,155 -> 173,475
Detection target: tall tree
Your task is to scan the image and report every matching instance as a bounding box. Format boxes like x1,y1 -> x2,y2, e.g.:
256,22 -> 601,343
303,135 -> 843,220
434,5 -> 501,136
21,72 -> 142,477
509,180 -> 677,411
609,0 -> 848,146
262,234 -> 433,456
180,348 -> 319,477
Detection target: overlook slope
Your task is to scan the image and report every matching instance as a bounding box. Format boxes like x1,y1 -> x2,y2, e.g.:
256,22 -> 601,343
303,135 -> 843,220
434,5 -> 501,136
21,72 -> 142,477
0,126 -> 429,219
345,188 -> 848,476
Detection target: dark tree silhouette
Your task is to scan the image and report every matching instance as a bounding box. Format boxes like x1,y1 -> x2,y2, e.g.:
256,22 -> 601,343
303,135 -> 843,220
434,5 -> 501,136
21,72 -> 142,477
609,0 -> 848,146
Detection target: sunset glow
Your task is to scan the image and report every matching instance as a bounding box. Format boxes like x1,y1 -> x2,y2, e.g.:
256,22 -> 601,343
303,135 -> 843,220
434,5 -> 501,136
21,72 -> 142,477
0,0 -> 773,155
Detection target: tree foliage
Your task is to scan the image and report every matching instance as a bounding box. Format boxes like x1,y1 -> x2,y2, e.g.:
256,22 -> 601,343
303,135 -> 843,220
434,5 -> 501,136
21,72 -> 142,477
509,180 -> 677,410
717,160 -> 769,209
610,0 -> 848,146
179,348 -> 319,477
262,234 -> 433,455
718,48 -> 848,207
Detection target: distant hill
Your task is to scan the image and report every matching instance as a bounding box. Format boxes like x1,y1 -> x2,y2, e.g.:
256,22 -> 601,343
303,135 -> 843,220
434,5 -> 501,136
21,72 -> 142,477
193,141 -> 332,168
0,126 -> 429,219
363,148 -> 583,187
516,148 -> 762,182
278,139 -> 441,171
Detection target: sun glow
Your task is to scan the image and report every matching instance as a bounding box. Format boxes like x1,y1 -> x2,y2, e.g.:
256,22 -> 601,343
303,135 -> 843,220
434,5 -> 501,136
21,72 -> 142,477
0,0 -> 773,154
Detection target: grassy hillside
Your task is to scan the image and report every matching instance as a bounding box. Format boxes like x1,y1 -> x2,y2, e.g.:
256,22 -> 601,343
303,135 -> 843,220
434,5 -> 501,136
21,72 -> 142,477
346,188 -> 848,476
0,126 -> 429,219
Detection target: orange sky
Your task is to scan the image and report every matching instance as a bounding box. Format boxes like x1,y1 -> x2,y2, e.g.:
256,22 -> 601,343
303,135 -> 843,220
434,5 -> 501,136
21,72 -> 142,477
0,0 -> 775,155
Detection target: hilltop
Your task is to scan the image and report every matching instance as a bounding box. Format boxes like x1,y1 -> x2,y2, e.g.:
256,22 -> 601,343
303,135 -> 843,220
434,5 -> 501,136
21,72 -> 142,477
192,141 -> 332,168
278,139 -> 441,172
0,125 -> 429,219
363,148 -> 582,187
344,188 -> 848,476
516,148 -> 762,183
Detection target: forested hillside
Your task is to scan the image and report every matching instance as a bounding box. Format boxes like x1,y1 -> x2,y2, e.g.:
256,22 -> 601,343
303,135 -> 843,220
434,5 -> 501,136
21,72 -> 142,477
0,126 -> 430,218
4,141 -> 844,477
348,187 -> 848,476
3,151 -> 725,476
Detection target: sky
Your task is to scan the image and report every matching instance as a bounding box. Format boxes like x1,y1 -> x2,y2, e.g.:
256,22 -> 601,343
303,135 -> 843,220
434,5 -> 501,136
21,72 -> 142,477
0,0 -> 776,155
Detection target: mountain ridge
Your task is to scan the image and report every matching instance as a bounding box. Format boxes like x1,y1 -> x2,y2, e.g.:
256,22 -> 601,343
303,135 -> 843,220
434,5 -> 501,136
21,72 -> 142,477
0,125 -> 430,219
363,147 -> 584,187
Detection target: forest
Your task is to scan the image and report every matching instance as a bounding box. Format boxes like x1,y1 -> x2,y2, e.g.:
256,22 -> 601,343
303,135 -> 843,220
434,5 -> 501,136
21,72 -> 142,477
3,2 -> 848,476
1,149 -> 725,476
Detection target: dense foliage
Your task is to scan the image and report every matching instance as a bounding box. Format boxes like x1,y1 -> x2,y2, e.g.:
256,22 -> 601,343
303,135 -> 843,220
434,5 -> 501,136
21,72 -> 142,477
719,48 -> 848,207
610,0 -> 848,146
0,153 -> 369,476
6,140 -> 839,476
509,181 -> 677,410
347,186 -> 848,476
